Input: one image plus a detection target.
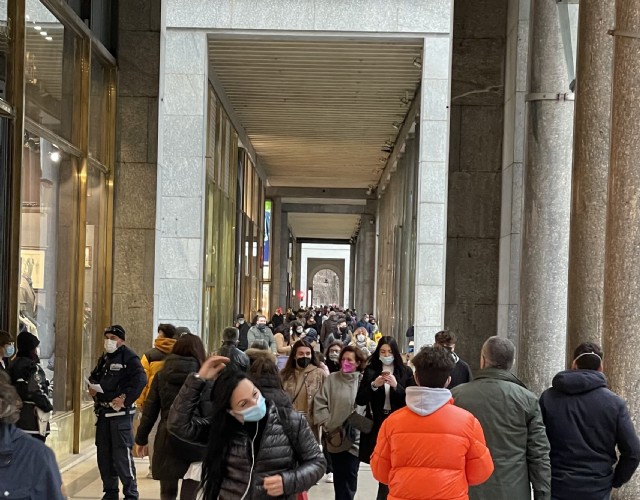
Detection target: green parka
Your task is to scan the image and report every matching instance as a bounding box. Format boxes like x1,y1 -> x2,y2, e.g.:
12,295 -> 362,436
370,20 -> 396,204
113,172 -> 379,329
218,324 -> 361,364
451,368 -> 551,500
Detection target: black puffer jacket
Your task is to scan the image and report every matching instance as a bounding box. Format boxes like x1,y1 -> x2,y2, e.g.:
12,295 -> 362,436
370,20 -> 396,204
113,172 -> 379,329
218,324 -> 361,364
219,342 -> 250,372
219,402 -> 325,499
136,354 -> 203,480
540,370 -> 640,500
8,356 -> 52,436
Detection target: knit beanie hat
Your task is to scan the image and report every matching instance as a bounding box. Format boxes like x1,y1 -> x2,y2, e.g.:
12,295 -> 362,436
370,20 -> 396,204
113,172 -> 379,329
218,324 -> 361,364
104,324 -> 126,341
17,331 -> 40,354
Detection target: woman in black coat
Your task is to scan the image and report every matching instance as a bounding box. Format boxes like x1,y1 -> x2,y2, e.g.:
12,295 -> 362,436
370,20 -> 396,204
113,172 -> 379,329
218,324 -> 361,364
8,331 -> 52,442
356,336 -> 413,500
135,334 -> 207,500
169,357 -> 325,500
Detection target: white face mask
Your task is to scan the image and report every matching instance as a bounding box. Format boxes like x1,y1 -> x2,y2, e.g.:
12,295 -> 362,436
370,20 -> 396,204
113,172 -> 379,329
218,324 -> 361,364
104,339 -> 118,354
357,334 -> 366,343
238,319 -> 245,325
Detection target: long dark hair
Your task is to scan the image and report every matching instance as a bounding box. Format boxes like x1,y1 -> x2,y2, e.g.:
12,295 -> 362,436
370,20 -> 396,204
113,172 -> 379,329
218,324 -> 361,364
201,370 -> 251,499
367,336 -> 404,375
172,334 -> 206,366
280,340 -> 319,382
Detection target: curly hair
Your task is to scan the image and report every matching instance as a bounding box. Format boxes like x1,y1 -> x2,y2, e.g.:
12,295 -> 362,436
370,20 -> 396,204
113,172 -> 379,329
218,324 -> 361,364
0,372 -> 21,425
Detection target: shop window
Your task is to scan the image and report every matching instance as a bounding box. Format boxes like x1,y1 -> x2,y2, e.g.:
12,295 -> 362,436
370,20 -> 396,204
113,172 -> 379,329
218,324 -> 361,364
20,130 -> 77,413
89,54 -> 113,162
82,166 -> 106,403
25,0 -> 81,144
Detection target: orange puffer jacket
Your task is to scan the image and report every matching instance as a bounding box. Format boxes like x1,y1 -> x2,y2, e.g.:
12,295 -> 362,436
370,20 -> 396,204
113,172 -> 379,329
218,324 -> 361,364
371,388 -> 494,500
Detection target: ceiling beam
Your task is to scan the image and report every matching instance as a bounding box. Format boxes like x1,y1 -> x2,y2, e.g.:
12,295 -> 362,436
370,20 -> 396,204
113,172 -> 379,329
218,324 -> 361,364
283,203 -> 373,215
296,238 -> 352,245
266,187 -> 375,200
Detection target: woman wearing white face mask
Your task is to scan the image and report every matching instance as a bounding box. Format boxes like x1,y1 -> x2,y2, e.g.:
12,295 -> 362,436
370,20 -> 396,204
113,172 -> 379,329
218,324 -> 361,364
350,327 -> 377,358
355,336 -> 414,500
7,331 -> 53,442
0,330 -> 15,371
200,369 -> 326,499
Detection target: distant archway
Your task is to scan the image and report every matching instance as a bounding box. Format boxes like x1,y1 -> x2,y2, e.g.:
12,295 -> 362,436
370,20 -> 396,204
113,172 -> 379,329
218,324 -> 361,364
306,258 -> 346,306
312,269 -> 340,306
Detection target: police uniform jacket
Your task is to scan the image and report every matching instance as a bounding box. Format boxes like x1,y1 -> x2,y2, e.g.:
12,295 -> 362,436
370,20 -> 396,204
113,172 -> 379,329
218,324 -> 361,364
90,345 -> 146,414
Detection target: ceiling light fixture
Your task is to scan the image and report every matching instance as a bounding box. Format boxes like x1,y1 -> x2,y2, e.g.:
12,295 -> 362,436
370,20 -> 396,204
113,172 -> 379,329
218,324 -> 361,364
413,57 -> 422,69
40,31 -> 48,36
49,151 -> 61,163
392,121 -> 401,130
34,25 -> 41,31
45,36 -> 52,41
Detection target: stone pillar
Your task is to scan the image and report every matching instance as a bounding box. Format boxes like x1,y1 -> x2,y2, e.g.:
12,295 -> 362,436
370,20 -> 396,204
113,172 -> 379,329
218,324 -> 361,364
113,1 -> 161,356
348,242 -> 356,309
518,0 -> 575,395
269,197 -> 284,314
566,0 -> 615,361
355,218 -> 376,315
603,2 -> 640,497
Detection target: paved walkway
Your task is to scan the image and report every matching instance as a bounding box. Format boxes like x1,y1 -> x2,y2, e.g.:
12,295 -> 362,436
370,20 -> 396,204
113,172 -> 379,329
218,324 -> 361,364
62,455 -> 379,499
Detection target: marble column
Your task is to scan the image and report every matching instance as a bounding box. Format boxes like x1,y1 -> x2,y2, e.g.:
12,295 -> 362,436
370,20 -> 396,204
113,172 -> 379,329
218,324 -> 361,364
603,1 -> 640,498
348,242 -> 356,309
566,0 -> 615,364
518,0 -> 574,395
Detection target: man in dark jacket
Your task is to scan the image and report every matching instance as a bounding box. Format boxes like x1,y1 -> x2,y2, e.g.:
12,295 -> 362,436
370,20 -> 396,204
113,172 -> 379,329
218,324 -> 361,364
235,314 -> 250,351
452,336 -> 551,500
435,329 -> 472,388
89,325 -> 147,500
0,330 -> 14,371
540,342 -> 640,500
0,372 -> 64,499
219,326 -> 250,372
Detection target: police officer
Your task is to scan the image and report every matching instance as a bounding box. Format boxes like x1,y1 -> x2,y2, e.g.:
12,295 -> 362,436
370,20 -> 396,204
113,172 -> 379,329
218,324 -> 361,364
89,325 -> 146,500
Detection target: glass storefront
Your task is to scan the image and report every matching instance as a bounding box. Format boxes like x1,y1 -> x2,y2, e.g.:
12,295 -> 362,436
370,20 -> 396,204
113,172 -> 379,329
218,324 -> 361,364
203,83 -> 265,349
8,0 -> 117,461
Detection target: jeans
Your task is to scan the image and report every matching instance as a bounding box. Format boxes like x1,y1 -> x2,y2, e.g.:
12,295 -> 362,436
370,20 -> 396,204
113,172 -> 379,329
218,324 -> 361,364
330,451 -> 359,500
376,482 -> 389,500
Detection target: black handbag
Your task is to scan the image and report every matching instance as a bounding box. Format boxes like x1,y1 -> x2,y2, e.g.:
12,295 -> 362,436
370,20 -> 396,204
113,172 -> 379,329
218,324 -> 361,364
346,410 -> 374,434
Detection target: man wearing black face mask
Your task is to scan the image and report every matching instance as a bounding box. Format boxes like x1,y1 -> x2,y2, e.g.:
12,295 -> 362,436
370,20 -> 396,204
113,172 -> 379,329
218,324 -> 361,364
247,315 -> 277,353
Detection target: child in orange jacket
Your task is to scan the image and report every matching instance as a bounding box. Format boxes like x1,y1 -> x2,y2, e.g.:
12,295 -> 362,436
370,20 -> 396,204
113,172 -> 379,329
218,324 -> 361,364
371,345 -> 494,500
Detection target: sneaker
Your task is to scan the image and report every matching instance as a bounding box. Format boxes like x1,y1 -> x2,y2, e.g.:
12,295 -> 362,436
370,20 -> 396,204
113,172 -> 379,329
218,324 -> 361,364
325,473 -> 334,483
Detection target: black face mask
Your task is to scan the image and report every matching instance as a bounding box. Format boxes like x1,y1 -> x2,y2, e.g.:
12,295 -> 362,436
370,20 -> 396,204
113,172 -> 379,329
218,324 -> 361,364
296,357 -> 311,369
258,324 -> 266,331
339,327 -> 348,334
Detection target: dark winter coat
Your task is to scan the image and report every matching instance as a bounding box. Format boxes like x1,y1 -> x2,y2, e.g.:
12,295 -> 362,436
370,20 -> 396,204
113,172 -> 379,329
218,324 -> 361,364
0,424 -> 64,499
135,354 -> 203,480
219,341 -> 250,372
355,363 -> 414,463
8,356 -> 52,436
167,373 -> 216,446
540,370 -> 640,500
452,368 -> 551,500
449,352 -> 473,388
218,402 -> 325,499
238,322 -> 251,351
89,345 -> 147,411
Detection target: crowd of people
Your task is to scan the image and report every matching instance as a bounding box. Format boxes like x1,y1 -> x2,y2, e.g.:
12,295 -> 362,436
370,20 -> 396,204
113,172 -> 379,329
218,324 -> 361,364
0,306 -> 638,500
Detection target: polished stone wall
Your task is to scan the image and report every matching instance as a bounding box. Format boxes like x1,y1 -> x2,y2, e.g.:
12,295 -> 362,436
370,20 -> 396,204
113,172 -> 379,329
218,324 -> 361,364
443,0 -> 506,369
112,0 -> 161,356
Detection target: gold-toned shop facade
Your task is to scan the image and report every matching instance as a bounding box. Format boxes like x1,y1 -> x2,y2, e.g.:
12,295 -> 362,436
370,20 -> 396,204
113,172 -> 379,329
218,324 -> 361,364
1,0 -> 116,463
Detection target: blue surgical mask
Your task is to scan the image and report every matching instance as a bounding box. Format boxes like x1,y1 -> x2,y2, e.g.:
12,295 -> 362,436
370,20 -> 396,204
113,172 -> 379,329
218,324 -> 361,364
380,355 -> 394,365
4,343 -> 14,358
234,394 -> 267,423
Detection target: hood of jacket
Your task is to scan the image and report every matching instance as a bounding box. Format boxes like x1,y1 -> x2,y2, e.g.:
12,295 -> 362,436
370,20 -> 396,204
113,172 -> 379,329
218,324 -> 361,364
406,386 -> 452,416
161,354 -> 199,387
474,367 -> 527,388
154,337 -> 176,355
552,369 -> 607,395
245,348 -> 277,364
